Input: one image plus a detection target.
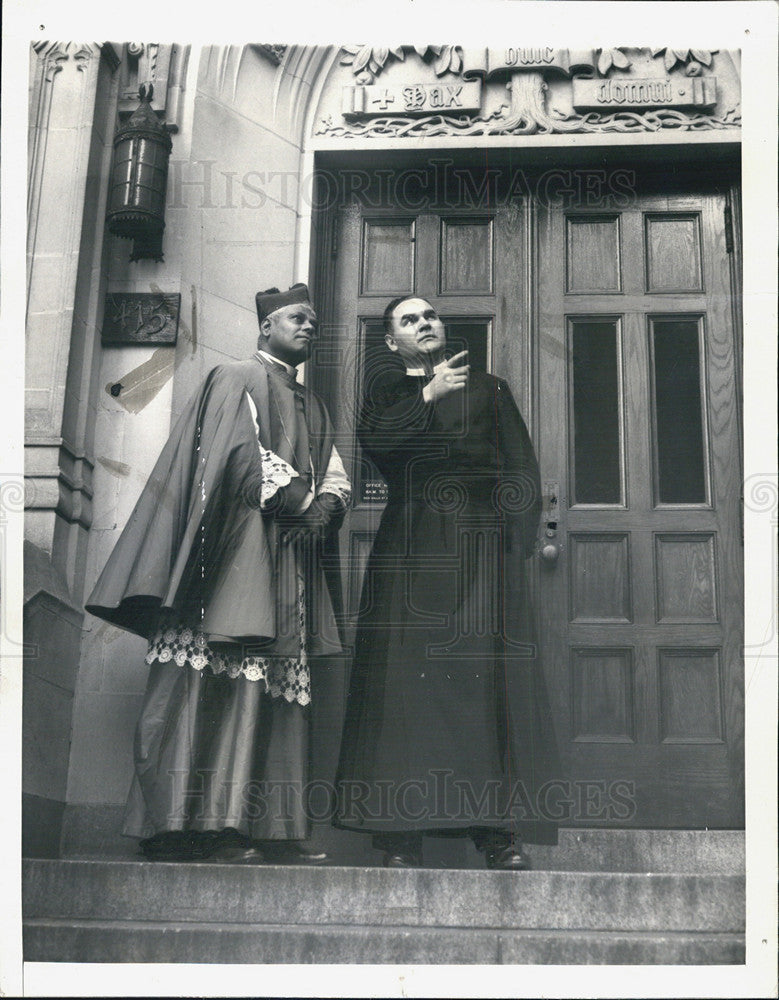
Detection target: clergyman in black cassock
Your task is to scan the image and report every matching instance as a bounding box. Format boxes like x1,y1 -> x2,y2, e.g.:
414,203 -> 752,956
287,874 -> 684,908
334,296 -> 559,869
86,284 -> 350,863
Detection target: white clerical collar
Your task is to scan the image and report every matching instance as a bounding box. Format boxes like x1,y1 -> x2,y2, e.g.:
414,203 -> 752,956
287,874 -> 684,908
257,350 -> 298,376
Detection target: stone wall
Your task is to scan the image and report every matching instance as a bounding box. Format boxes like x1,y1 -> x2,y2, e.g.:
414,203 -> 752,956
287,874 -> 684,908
24,42 -> 122,856
61,45 -> 310,849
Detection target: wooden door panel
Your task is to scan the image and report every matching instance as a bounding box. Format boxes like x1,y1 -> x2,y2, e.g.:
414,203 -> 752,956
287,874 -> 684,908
360,217 -> 416,295
565,214 -> 622,294
537,174 -> 743,827
622,310 -> 653,513
557,293 -> 710,313
570,647 -> 635,742
568,533 -> 633,623
317,170 -> 529,655
644,213 -> 704,292
439,216 -> 494,294
654,532 -> 719,623
657,647 -> 725,742
316,162 -> 742,828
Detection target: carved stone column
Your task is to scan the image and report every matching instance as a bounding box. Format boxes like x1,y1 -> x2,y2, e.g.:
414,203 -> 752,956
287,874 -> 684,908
24,41 -> 118,857
26,42 -> 109,570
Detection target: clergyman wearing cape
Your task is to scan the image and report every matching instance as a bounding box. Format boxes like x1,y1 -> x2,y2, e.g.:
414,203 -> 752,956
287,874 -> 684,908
86,283 -> 351,864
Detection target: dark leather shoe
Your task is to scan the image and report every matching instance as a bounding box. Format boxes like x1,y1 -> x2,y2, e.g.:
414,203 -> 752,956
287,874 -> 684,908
486,844 -> 531,871
260,841 -> 328,865
140,830 -> 219,862
382,851 -> 421,868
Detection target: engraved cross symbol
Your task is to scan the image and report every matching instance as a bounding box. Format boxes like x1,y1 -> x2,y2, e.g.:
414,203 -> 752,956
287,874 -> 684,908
371,88 -> 395,111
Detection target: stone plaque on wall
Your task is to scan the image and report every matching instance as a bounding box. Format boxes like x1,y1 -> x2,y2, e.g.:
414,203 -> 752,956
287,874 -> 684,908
343,81 -> 482,117
101,292 -> 180,345
317,45 -> 739,139
572,77 -> 717,110
461,46 -> 598,78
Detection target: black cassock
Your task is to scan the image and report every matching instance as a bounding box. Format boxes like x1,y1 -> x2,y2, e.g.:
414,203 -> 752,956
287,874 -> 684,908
335,371 -> 559,843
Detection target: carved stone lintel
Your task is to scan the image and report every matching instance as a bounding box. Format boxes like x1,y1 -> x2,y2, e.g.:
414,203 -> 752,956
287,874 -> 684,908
552,104 -> 741,134
651,48 -> 718,73
505,72 -> 548,134
343,81 -> 482,118
316,101 -> 740,139
323,45 -> 736,139
338,45 -> 636,82
316,106 -> 514,139
318,72 -> 557,138
573,76 -> 717,111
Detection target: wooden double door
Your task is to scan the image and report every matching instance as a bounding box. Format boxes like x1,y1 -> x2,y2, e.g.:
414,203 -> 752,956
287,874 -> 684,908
311,159 -> 743,827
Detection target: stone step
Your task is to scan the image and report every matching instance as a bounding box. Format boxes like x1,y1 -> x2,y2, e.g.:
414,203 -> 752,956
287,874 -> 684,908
520,828 -> 745,873
23,918 -> 745,965
319,826 -> 746,874
60,808 -> 745,874
24,860 -> 744,934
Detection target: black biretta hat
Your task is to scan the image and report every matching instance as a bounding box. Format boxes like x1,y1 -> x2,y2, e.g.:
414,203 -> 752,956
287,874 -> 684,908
255,283 -> 312,323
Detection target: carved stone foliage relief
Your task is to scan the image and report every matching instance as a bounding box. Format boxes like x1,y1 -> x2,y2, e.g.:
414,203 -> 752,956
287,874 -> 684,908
316,45 -> 740,138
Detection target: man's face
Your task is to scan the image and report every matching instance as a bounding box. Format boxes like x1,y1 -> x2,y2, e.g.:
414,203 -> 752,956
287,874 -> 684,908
385,297 -> 446,365
260,303 -> 318,364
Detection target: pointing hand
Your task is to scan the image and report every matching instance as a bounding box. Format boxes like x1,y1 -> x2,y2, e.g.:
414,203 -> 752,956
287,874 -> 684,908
422,351 -> 469,403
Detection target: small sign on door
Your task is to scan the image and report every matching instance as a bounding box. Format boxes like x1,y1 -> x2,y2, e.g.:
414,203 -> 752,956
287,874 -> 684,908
361,479 -> 389,503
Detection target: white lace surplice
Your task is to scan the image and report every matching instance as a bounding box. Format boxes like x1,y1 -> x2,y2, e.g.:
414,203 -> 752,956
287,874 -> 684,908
145,390 -> 351,707
146,565 -> 310,706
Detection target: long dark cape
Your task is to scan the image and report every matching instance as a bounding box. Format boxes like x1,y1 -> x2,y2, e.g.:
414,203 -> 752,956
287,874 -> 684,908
86,359 -> 341,652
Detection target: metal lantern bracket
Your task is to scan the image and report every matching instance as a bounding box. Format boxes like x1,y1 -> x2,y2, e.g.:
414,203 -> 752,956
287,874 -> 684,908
106,83 -> 173,262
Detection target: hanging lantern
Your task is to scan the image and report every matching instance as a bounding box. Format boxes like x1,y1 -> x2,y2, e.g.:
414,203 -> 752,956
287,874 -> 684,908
106,83 -> 172,262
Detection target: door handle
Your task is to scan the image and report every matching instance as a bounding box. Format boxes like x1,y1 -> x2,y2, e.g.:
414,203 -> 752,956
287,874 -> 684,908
539,479 -> 561,566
